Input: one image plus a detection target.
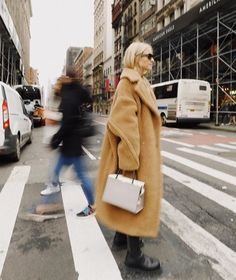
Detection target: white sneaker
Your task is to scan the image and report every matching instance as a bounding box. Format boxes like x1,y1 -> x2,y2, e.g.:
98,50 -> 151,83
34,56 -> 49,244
40,184 -> 60,196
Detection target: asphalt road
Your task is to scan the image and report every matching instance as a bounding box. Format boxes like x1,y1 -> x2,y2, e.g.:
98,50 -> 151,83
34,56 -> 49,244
0,116 -> 236,280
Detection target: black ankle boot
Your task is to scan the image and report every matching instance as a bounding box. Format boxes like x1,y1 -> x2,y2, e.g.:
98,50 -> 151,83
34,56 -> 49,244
112,232 -> 144,250
112,232 -> 127,249
125,236 -> 161,271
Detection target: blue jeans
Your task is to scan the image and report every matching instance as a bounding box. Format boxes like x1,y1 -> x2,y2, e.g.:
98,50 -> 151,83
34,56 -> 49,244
52,153 -> 94,205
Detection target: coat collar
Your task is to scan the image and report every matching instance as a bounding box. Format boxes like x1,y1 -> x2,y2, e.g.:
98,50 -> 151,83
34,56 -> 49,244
120,68 -> 158,116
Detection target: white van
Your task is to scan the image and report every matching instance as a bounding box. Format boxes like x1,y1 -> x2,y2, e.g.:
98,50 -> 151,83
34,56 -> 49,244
0,82 -> 33,161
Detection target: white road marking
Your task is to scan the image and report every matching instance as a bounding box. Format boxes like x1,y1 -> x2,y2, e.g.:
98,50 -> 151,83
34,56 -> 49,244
216,134 -> 227,138
198,145 -> 229,152
161,199 -> 236,280
177,147 -> 236,168
199,132 -> 208,135
162,151 -> 236,186
229,142 -> 236,145
61,180 -> 122,280
82,146 -> 97,161
161,138 -> 194,147
163,165 -> 236,214
215,143 -> 236,150
0,166 -> 30,276
161,130 -> 193,136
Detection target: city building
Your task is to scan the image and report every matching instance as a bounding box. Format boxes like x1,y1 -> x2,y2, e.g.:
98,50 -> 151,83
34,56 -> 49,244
28,67 -> 39,84
112,0 -> 140,87
74,47 -> 93,83
112,0 -> 122,87
0,0 -> 32,85
122,0 -> 140,51
150,0 -> 236,114
83,48 -> 94,94
93,0 -> 113,114
66,47 -> 82,71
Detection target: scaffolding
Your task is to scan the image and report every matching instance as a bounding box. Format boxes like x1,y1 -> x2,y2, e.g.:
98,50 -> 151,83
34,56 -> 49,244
152,3 -> 236,125
0,23 -> 22,86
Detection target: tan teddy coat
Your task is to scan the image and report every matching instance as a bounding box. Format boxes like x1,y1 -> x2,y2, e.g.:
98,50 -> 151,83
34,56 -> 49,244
95,68 -> 163,237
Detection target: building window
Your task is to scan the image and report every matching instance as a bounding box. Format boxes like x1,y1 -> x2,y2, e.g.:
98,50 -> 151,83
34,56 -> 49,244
180,4 -> 184,15
162,18 -> 165,28
170,11 -> 174,22
134,20 -> 137,35
134,2 -> 137,15
140,0 -> 152,16
140,15 -> 156,36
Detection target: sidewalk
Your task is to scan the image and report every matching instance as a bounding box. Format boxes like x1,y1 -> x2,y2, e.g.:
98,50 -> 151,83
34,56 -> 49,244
198,122 -> 236,133
95,113 -> 236,133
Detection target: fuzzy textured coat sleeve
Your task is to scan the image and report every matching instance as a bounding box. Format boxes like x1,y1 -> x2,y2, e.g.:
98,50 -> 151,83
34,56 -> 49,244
108,78 -> 140,171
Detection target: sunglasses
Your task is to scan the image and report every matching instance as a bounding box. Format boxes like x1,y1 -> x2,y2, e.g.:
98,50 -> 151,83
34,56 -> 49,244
141,53 -> 154,60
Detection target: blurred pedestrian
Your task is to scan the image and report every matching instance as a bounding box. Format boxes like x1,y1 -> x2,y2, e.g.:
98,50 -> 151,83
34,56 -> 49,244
95,41 -> 163,271
41,67 -> 95,217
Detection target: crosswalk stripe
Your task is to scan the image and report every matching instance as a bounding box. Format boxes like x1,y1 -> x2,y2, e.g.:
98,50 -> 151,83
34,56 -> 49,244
198,145 -> 229,152
161,199 -> 236,280
0,166 -> 30,276
163,165 -> 236,214
177,147 -> 236,168
162,151 -> 236,186
215,143 -> 236,150
161,138 -> 195,147
61,180 -> 122,280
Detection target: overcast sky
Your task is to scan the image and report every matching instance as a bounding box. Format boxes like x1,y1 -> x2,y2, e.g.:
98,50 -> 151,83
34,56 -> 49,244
30,0 -> 94,92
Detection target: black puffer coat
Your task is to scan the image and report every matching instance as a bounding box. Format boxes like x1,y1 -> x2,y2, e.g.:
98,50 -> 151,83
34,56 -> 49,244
53,78 -> 92,157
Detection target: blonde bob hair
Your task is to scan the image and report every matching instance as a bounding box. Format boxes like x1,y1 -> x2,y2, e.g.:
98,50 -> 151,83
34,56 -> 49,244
123,41 -> 153,69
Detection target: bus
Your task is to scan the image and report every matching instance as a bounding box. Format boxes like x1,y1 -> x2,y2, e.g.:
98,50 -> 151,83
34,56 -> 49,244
13,84 -> 45,126
151,79 -> 211,126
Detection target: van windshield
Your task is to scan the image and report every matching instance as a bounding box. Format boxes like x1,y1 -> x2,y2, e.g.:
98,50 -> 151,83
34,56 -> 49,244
15,86 -> 41,101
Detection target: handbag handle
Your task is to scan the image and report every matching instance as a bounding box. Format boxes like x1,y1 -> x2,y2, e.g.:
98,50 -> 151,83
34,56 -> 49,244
115,169 -> 136,184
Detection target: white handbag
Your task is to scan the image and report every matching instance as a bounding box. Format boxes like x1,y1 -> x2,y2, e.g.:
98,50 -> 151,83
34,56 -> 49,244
102,173 -> 145,214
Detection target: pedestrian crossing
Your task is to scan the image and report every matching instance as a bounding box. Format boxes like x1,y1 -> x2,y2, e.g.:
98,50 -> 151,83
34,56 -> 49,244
0,166 -> 30,276
61,180 -> 122,280
0,131 -> 236,279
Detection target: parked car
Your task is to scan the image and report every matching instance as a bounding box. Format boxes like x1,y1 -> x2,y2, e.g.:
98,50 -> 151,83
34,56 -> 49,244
13,84 -> 46,126
0,82 -> 33,161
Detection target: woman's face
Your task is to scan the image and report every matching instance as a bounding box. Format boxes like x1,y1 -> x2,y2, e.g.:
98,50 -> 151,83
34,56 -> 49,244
136,48 -> 154,74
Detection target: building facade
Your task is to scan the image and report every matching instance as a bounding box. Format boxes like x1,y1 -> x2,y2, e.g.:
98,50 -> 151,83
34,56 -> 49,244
28,67 -> 39,84
83,48 -> 94,94
112,0 -> 140,86
150,0 -> 236,119
93,0 -> 113,114
74,47 -> 93,83
109,0 -> 236,119
0,0 -> 32,85
66,47 -> 82,71
112,0 -> 122,88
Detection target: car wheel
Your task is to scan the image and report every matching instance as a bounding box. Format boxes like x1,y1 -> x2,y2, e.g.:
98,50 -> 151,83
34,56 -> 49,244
27,130 -> 33,144
161,114 -> 167,126
12,136 -> 20,161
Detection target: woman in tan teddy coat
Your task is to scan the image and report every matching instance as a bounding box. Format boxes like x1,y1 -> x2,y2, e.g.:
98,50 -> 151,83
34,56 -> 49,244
95,41 -> 163,271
